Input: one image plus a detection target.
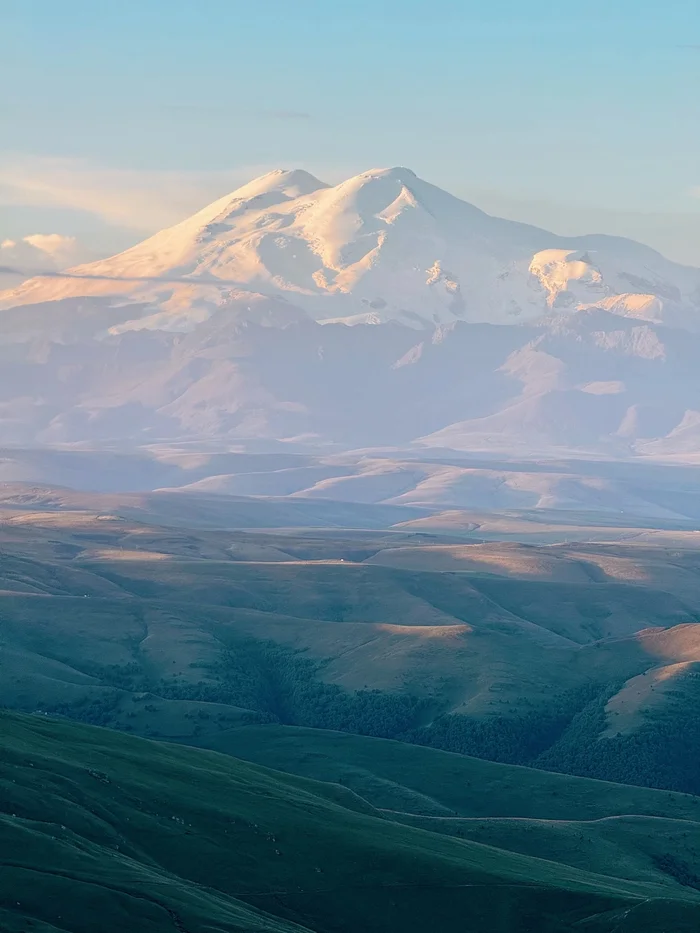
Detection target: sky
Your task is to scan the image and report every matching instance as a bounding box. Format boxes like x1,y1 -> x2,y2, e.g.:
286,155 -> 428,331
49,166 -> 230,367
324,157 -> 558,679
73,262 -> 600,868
1,0 -> 700,265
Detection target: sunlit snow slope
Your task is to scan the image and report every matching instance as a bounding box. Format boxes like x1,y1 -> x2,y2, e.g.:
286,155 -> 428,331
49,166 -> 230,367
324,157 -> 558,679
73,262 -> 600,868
3,167 -> 699,332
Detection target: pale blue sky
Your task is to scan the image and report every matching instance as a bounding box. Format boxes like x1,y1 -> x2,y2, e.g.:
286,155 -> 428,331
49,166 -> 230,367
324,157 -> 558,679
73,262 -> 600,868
1,0 -> 699,263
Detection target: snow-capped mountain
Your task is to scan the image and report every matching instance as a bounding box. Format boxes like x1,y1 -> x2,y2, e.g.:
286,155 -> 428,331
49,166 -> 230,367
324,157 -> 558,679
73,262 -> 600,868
2,167 -> 699,334
1,166 -> 700,459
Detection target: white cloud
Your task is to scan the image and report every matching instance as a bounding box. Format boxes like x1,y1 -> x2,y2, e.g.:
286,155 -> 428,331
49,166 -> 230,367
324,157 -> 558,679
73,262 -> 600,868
0,232 -> 89,288
22,233 -> 79,264
0,232 -> 84,266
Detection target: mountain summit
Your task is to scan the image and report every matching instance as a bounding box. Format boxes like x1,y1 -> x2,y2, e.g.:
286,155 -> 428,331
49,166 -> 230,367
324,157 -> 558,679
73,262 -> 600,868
3,167 -> 698,333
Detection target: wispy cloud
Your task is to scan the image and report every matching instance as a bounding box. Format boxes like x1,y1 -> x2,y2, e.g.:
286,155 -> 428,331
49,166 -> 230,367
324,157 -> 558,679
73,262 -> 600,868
0,156 -> 277,232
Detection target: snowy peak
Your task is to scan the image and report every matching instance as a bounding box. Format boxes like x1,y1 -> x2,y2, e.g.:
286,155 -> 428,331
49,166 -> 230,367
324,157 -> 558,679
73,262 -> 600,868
1,166 -> 699,334
193,168 -> 329,225
225,168 -> 328,200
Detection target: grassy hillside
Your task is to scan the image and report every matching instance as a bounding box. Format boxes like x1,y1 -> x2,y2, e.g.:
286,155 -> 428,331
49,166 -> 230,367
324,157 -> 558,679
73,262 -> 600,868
2,710 -> 700,933
2,495 -> 700,793
205,723 -> 700,822
212,724 -> 700,889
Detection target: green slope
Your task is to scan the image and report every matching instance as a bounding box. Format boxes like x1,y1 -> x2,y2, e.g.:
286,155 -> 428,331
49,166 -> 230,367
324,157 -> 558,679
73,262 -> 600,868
2,711 -> 699,933
203,723 -> 700,822
196,724 -> 700,893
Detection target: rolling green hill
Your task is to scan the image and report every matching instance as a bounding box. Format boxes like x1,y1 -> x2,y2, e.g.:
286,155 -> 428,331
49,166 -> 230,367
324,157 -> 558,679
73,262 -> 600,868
2,710 -> 700,933
202,723 -> 700,822
210,724 -> 700,889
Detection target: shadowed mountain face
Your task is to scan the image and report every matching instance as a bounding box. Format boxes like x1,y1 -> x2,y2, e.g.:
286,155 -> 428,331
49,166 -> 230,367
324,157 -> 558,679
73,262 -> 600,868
0,310 -> 699,456
1,167 -> 700,458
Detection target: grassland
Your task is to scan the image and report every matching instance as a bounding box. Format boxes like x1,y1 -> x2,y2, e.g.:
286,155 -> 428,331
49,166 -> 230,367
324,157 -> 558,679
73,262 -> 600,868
214,724 -> 700,887
3,710 -> 700,933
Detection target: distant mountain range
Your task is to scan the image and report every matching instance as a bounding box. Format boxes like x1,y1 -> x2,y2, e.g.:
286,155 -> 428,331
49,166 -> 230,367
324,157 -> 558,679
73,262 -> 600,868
1,166 -> 700,457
